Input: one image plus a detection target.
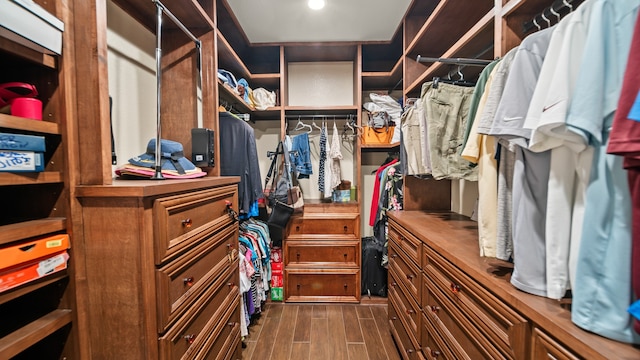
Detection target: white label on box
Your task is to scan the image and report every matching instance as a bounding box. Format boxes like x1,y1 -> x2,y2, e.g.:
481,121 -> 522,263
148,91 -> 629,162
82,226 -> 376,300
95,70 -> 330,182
37,253 -> 67,276
0,150 -> 36,171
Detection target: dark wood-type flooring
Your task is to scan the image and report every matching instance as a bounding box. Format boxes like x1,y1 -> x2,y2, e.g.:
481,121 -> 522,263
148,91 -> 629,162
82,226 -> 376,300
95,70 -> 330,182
242,301 -> 401,360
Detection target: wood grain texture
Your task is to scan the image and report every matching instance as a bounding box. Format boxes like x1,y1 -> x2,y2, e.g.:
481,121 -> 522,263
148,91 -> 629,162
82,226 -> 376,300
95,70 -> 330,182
293,305 -> 312,342
342,305 -> 364,343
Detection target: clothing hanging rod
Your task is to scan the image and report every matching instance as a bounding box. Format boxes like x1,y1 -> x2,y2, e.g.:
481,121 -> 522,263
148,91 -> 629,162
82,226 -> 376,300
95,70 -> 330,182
284,115 -> 357,119
416,55 -> 493,66
153,0 -> 201,44
522,0 -> 578,34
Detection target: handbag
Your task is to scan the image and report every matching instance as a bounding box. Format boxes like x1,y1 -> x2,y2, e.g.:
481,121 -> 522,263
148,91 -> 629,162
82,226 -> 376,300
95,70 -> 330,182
263,141 -> 303,227
360,125 -> 394,144
282,140 -> 304,214
268,199 -> 294,228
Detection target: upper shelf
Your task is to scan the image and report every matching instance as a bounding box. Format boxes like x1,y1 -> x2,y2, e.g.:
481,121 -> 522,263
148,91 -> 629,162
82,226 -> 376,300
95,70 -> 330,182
362,57 -> 403,92
218,80 -> 281,120
0,114 -> 60,135
216,32 -> 280,90
111,0 -> 214,37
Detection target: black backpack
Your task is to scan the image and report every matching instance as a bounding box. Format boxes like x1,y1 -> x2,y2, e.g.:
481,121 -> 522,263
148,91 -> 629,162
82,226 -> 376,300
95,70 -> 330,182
361,236 -> 388,297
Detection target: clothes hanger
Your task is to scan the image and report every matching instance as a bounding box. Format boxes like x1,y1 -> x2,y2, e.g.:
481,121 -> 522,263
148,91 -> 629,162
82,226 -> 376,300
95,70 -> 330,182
533,18 -> 541,31
540,12 -> 551,28
549,6 -> 561,23
294,116 -> 312,133
563,0 -> 573,12
312,119 -> 322,131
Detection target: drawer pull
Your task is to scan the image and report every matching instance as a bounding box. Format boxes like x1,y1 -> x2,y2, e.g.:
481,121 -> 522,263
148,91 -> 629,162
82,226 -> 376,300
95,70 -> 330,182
391,254 -> 398,259
343,225 -> 348,233
183,334 -> 196,344
407,349 -> 414,354
391,282 -> 397,287
296,225 -> 301,232
296,252 -> 300,259
391,316 -> 398,321
183,277 -> 194,287
225,201 -> 239,223
430,349 -> 441,358
181,218 -> 192,228
344,283 -> 348,288
406,309 -> 415,315
406,274 -> 415,280
227,322 -> 236,327
227,282 -> 235,288
450,283 -> 460,294
429,305 -> 441,313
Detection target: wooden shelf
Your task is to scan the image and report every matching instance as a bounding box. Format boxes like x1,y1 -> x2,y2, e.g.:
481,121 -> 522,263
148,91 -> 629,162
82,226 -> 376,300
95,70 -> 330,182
0,172 -> 62,186
362,58 -> 403,91
0,114 -> 60,135
217,33 -> 281,89
361,142 -> 400,151
0,218 -> 67,246
111,0 -> 214,37
405,9 -> 495,96
0,37 -> 56,69
0,271 -> 68,306
218,80 -> 281,120
0,309 -> 72,359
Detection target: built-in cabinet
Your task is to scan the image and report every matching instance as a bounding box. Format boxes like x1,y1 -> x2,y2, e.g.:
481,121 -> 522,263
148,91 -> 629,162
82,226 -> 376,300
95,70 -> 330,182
0,0 -> 76,358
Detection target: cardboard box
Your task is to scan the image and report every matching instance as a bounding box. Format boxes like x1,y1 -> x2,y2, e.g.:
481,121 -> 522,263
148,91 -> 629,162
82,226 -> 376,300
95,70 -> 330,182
271,261 -> 283,272
0,133 -> 46,152
0,234 -> 70,271
0,251 -> 69,293
270,287 -> 283,301
271,273 -> 283,287
0,0 -> 64,55
332,189 -> 351,203
0,150 -> 44,172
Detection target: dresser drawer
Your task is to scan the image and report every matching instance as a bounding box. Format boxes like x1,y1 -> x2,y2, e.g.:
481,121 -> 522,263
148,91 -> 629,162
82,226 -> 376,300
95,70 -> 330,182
156,224 -> 238,331
195,302 -> 241,360
389,292 -> 419,360
158,262 -> 239,360
154,185 -> 238,264
389,220 -> 422,267
286,213 -> 359,237
284,269 -> 359,302
389,240 -> 421,304
389,271 -> 420,344
423,275 -> 499,360
532,328 -> 580,360
424,246 -> 528,359
284,240 -> 359,268
421,312 -> 457,360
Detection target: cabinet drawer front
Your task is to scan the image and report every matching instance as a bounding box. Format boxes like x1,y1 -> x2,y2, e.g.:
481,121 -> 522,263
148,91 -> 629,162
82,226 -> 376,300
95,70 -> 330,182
389,241 -> 421,304
425,247 -> 528,359
284,270 -> 359,302
197,304 -> 241,360
156,225 -> 238,331
155,185 -> 238,264
285,240 -> 359,268
423,276 -> 499,360
286,214 -> 359,237
389,221 -> 422,267
159,264 -> 239,360
389,272 -> 420,343
532,328 -> 580,360
388,293 -> 419,360
421,313 -> 458,360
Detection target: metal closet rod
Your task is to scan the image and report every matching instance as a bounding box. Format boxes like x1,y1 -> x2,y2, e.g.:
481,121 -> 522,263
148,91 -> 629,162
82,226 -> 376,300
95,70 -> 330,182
285,115 -> 357,119
154,0 -> 201,44
416,55 -> 493,66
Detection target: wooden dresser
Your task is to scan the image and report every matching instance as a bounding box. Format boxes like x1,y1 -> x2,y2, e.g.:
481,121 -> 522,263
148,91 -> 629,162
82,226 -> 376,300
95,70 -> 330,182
75,177 -> 242,359
283,201 -> 361,303
388,210 -> 640,360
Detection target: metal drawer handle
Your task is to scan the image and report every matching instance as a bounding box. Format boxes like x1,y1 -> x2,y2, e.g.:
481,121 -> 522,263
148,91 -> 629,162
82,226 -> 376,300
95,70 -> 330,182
181,218 -> 192,228
450,283 -> 460,294
296,225 -> 301,232
183,277 -> 194,287
429,305 -> 440,313
227,282 -> 234,288
343,225 -> 348,233
406,274 -> 415,280
391,316 -> 398,321
227,322 -> 236,327
183,334 -> 196,344
407,349 -> 414,354
225,201 -> 238,223
391,282 -> 397,287
391,254 -> 398,259
344,283 -> 348,288
431,349 -> 441,358
406,309 -> 415,315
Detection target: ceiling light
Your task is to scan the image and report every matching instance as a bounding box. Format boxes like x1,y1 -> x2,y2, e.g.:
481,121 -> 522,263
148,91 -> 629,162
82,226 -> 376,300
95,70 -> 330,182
308,0 -> 325,10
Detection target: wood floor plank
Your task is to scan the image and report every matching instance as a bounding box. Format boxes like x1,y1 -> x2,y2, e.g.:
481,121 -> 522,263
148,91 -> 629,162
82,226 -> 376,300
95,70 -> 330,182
290,342 -> 310,360
270,306 -> 299,360
243,340 -> 257,359
342,305 -> 364,343
356,305 -> 373,319
326,305 -> 349,360
370,305 -> 401,360
267,303 -> 284,319
309,318 -> 330,360
360,318 -> 388,360
245,308 -> 269,343
347,343 -> 370,360
293,305 -> 312,342
249,317 -> 279,360
312,305 -> 327,318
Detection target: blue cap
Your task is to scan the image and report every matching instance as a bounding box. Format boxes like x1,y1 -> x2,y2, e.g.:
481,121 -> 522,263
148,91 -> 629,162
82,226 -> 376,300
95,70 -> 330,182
128,139 -> 196,174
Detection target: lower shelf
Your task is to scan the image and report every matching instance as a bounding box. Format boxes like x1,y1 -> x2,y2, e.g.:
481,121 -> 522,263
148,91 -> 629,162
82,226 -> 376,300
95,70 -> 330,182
0,309 -> 72,359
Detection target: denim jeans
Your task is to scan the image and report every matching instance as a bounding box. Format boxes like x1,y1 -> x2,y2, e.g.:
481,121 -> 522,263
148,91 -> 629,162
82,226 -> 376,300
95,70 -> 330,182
291,133 -> 313,178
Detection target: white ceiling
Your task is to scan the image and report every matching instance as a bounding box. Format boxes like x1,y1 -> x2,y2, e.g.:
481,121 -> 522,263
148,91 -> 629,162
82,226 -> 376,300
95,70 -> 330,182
225,0 -> 412,44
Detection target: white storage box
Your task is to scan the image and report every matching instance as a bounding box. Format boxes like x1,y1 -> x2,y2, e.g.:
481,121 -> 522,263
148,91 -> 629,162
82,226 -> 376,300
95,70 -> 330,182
0,0 -> 64,55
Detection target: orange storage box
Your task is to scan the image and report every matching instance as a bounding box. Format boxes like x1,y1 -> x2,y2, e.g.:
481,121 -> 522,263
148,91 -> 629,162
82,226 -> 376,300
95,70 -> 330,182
0,251 -> 69,293
0,234 -> 70,271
